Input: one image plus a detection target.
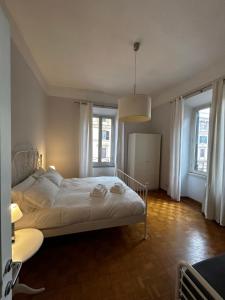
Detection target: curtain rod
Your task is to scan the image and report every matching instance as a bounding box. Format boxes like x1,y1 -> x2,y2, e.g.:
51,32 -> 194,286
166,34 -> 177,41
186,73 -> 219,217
183,84 -> 212,100
170,75 -> 225,103
170,83 -> 212,103
73,99 -> 117,109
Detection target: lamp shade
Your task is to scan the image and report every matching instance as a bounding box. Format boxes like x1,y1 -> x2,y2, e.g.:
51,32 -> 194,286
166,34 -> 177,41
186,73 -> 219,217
118,95 -> 151,122
10,203 -> 23,223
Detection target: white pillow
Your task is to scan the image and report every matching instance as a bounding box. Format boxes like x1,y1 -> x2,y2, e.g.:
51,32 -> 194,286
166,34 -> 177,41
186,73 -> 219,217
24,177 -> 59,210
11,176 -> 36,209
43,169 -> 63,187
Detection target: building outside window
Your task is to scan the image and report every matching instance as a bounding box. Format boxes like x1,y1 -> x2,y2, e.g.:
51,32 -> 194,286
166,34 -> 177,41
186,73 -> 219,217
191,106 -> 210,174
92,115 -> 115,167
102,130 -> 110,140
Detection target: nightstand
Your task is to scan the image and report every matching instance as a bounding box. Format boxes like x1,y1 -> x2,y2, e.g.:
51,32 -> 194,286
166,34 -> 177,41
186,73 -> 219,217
12,228 -> 45,295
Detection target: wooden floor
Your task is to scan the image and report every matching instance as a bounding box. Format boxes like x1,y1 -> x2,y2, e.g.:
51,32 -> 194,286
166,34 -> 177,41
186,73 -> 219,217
15,191 -> 225,300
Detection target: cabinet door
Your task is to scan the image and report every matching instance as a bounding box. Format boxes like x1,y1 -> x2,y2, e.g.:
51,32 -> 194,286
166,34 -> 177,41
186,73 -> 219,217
134,135 -> 152,162
133,134 -> 161,189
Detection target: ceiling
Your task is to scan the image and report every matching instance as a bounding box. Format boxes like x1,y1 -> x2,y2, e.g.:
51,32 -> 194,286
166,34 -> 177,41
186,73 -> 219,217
5,0 -> 225,97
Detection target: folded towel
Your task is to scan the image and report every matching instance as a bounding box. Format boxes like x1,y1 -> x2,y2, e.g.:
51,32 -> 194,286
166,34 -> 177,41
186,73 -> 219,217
110,182 -> 125,194
90,190 -> 107,198
97,184 -> 107,190
90,184 -> 108,198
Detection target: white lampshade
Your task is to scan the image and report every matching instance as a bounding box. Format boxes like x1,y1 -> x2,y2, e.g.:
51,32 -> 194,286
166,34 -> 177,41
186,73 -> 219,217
10,203 -> 23,223
118,95 -> 151,122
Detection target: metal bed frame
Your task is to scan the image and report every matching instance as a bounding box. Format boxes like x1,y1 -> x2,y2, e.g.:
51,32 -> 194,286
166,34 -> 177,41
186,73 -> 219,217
12,146 -> 149,239
43,169 -> 149,239
116,168 -> 148,239
177,261 -> 223,300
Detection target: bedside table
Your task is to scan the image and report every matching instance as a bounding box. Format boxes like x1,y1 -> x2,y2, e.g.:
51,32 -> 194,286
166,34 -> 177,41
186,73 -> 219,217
12,228 -> 45,295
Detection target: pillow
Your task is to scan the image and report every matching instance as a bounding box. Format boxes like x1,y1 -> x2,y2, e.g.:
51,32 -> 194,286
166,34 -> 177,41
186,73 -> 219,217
11,175 -> 36,208
24,177 -> 59,210
32,167 -> 46,179
43,168 -> 63,187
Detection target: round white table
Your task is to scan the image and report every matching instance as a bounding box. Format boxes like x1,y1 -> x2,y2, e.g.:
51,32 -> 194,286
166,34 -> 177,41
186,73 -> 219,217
12,228 -> 45,295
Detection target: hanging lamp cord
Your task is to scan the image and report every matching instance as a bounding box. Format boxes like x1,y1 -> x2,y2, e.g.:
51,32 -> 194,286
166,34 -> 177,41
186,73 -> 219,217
134,50 -> 136,95
133,42 -> 140,96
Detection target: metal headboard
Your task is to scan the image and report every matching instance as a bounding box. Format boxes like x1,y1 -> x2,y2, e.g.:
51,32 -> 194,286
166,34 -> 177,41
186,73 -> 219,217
12,145 -> 39,187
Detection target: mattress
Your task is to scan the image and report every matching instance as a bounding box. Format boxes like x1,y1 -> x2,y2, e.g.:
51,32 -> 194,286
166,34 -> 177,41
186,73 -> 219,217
16,176 -> 145,230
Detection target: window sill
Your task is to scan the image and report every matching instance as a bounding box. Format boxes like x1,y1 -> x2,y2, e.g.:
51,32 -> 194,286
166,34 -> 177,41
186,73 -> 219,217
188,172 -> 207,179
93,165 -> 115,169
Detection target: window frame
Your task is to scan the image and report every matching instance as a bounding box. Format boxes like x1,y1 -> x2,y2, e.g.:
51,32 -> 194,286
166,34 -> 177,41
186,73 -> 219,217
92,114 -> 115,168
190,103 -> 211,176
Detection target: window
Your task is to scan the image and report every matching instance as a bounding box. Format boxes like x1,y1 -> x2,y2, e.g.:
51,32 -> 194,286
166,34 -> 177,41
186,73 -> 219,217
92,115 -> 115,167
102,130 -> 110,140
191,106 -> 210,174
199,120 -> 209,131
200,148 -> 205,158
199,136 -> 207,144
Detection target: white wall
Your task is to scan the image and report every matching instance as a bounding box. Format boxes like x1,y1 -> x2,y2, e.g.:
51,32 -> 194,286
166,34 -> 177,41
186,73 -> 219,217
152,52 -> 225,107
150,59 -> 224,201
180,90 -> 212,202
150,102 -> 207,202
11,40 -> 118,180
46,99 -> 154,178
186,174 -> 206,203
46,97 -> 80,178
11,41 -> 47,166
147,102 -> 171,191
93,167 -> 115,177
153,53 -> 225,108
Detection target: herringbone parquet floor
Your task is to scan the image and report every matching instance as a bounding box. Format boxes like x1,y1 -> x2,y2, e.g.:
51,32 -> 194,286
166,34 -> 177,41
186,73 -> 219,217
14,191 -> 225,300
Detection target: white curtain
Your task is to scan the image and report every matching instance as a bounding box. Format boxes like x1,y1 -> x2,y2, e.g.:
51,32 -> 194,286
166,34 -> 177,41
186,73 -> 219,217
115,114 -> 125,171
203,79 -> 225,225
79,103 -> 93,177
168,97 -> 184,201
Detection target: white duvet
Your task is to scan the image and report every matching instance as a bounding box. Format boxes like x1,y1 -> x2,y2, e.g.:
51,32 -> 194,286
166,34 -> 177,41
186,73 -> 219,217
16,176 -> 145,230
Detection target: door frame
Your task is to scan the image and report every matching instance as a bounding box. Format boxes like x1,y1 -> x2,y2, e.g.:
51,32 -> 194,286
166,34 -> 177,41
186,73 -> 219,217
0,4 -> 12,299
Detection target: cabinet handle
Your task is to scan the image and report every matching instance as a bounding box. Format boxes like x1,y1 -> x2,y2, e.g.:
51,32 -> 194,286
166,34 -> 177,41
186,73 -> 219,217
5,280 -> 13,297
4,259 -> 12,275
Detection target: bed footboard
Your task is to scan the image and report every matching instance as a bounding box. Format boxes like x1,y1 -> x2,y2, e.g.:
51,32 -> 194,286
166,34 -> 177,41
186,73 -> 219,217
177,261 -> 223,300
116,168 -> 148,239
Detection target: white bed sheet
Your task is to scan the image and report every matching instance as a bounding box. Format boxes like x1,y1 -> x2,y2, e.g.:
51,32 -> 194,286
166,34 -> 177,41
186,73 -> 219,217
16,176 -> 145,230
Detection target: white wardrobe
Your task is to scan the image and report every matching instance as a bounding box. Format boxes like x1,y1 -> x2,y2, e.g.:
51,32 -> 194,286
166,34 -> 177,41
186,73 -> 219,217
128,133 -> 161,190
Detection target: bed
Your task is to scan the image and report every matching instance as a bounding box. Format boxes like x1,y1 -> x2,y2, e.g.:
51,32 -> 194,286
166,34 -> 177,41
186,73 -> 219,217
177,254 -> 225,299
12,146 -> 148,239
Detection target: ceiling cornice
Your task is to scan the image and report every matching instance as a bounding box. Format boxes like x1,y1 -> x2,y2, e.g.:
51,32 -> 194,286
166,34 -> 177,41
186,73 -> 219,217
1,1 -> 118,104
47,85 -> 118,104
1,0 -> 48,93
152,55 -> 225,109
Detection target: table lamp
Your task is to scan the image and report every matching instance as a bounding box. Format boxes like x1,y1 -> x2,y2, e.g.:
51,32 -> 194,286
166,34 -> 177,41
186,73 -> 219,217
10,203 -> 23,243
49,165 -> 56,170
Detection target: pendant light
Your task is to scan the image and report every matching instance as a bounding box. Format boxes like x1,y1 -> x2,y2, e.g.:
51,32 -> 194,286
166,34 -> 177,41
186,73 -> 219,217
118,42 -> 151,122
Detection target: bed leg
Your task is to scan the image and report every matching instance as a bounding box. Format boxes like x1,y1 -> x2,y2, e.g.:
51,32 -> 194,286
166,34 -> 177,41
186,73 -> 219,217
143,187 -> 148,240
144,219 -> 148,240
